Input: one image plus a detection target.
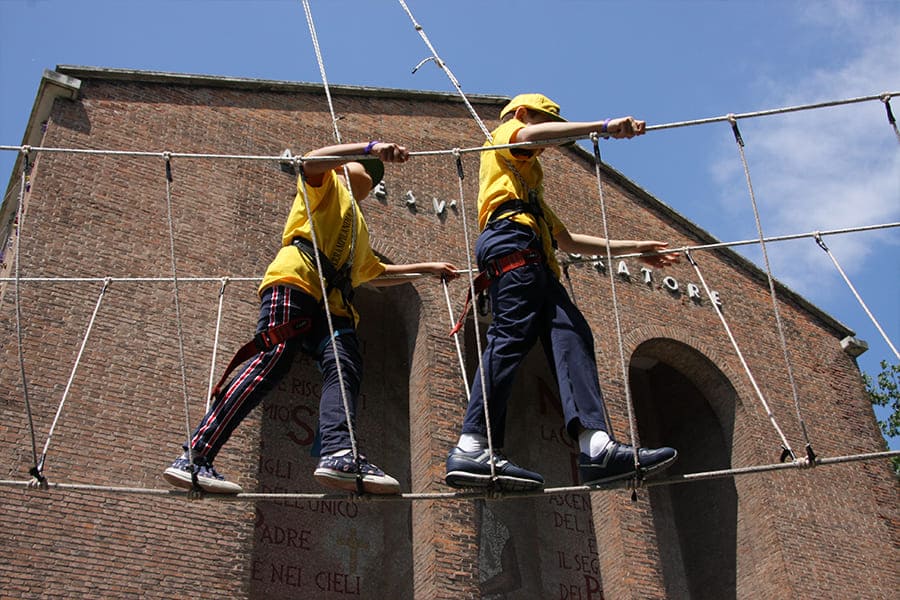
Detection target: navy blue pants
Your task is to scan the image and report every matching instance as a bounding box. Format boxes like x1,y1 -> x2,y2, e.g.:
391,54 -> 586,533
188,285 -> 361,460
461,220 -> 609,447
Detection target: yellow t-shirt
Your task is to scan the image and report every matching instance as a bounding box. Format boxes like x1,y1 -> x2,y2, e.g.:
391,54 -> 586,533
259,169 -> 386,323
478,118 -> 566,277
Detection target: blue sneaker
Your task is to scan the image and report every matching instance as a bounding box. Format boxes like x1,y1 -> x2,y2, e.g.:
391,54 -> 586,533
314,452 -> 400,495
579,441 -> 677,486
445,447 -> 544,492
163,455 -> 243,494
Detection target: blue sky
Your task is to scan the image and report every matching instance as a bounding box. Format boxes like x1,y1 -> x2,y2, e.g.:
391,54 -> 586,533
1,0 -> 898,449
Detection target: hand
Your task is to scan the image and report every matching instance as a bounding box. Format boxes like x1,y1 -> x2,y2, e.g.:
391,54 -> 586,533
633,241 -> 679,267
370,142 -> 410,163
607,116 -> 646,139
426,262 -> 460,280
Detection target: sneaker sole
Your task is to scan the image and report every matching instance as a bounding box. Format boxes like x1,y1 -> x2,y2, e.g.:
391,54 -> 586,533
162,467 -> 243,494
314,469 -> 400,495
445,470 -> 543,492
581,452 -> 678,487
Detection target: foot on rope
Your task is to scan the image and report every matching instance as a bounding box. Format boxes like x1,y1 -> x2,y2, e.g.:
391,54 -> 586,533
314,452 -> 400,495
163,455 -> 243,494
578,441 -> 677,486
445,447 -> 544,492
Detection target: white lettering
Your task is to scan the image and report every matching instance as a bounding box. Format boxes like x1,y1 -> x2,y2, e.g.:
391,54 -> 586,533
687,283 -> 701,300
710,290 -> 722,306
663,276 -> 679,292
616,260 -> 630,277
640,267 -> 653,284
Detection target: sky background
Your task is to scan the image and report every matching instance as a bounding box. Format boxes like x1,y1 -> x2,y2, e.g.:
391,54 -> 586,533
1,0 -> 898,449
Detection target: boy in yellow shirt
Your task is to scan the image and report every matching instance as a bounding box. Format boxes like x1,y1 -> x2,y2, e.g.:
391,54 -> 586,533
164,141 -> 457,495
445,94 -> 679,491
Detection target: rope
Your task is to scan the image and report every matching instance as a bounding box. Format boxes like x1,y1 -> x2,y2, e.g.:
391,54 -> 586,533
205,277 -> 230,412
2,221 -> 897,284
881,94 -> 900,144
1,63 -> 894,496
33,278 -> 111,482
2,448 -> 896,502
301,0 -> 366,490
396,0 -> 493,142
728,117 -> 812,458
814,234 -> 899,361
684,250 -> 797,461
442,275 -> 470,400
565,221 -> 900,263
2,91 -> 896,163
397,0 -> 508,482
11,148 -> 42,486
162,155 -> 198,478
449,150 -> 498,480
590,135 -> 634,459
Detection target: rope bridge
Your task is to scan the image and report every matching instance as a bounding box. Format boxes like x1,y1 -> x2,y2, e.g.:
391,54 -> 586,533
1,0 -> 897,502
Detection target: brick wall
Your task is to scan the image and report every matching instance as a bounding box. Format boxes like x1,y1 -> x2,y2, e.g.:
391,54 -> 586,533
0,69 -> 896,599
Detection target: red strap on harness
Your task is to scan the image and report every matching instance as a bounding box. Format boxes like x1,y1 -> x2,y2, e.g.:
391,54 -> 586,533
449,248 -> 542,336
210,316 -> 312,401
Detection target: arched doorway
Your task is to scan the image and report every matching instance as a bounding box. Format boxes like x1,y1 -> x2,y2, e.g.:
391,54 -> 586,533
630,338 -> 740,599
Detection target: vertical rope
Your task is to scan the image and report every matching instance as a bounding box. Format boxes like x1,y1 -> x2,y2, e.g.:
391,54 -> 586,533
300,0 -> 365,485
728,116 -> 811,457
451,152 -> 496,481
162,154 -> 196,467
590,135 -> 636,465
815,234 -> 899,360
12,148 -> 42,486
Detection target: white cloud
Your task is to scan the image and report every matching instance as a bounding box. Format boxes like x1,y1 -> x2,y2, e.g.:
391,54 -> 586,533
711,2 -> 900,294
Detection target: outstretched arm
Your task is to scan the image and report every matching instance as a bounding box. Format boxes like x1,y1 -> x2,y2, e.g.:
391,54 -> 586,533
370,262 -> 460,287
514,115 -> 645,148
302,141 -> 409,182
557,230 -> 679,268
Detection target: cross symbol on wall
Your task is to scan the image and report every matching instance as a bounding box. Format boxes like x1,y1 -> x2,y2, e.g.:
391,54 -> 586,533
336,527 -> 370,572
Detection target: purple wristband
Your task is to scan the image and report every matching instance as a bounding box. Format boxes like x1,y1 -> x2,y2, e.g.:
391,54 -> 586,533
601,119 -> 611,134
364,140 -> 380,155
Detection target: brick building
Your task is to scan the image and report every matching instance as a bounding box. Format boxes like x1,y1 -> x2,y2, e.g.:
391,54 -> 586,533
0,66 -> 896,599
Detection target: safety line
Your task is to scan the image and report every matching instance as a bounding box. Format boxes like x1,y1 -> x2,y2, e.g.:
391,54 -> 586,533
3,449 -> 896,502
814,234 -> 899,360
2,91 -> 896,162
396,0 -> 493,141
